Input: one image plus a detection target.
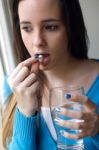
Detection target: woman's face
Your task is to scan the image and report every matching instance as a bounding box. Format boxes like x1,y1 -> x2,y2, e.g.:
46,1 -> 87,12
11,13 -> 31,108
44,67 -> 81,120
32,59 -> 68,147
18,0 -> 69,70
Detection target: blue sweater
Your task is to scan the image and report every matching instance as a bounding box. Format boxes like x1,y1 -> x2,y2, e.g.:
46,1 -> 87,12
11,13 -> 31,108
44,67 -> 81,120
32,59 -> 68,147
8,75 -> 99,150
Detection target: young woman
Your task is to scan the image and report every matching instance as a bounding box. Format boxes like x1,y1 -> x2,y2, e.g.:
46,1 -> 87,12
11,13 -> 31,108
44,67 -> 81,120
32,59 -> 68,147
2,0 -> 99,149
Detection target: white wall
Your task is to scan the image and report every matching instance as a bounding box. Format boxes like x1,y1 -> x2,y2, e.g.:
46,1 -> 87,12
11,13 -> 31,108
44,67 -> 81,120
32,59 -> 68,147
80,0 -> 99,59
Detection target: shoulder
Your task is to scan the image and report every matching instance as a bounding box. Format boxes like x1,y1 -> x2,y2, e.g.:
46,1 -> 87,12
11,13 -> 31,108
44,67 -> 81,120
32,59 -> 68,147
80,59 -> 99,91
88,59 -> 99,74
79,59 -> 99,75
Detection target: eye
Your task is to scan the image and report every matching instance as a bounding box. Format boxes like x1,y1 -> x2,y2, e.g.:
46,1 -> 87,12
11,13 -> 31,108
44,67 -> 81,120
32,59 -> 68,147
44,25 -> 59,31
21,26 -> 32,32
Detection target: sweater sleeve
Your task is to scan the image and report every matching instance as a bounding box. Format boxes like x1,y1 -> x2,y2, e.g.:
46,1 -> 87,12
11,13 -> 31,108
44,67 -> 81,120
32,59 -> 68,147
8,107 -> 38,150
91,134 -> 99,149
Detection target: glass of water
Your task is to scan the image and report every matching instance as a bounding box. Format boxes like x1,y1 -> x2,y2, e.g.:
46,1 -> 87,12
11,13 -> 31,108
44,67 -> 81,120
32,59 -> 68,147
49,85 -> 85,150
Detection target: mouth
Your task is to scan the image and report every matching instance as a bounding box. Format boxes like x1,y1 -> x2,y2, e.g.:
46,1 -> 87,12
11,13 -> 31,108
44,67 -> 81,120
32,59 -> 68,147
35,53 -> 50,60
34,53 -> 50,64
34,54 -> 43,61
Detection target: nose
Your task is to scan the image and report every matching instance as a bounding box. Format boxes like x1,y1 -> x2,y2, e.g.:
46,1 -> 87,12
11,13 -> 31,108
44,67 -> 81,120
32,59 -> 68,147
32,28 -> 46,48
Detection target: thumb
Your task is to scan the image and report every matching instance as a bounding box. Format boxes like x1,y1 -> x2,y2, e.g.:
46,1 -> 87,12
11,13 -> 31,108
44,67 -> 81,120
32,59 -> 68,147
30,62 -> 40,74
84,98 -> 96,112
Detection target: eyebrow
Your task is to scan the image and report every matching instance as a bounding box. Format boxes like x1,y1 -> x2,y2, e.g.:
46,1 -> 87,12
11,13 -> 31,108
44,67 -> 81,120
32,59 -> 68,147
42,19 -> 61,23
20,19 -> 61,25
20,21 -> 31,25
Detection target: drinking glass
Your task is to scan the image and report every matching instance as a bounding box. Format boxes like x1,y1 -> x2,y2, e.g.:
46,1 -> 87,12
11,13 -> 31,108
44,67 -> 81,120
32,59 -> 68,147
49,85 -> 85,150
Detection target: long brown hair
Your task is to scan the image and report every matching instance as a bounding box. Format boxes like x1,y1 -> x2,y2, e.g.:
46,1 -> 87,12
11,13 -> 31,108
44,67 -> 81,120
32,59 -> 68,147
3,0 -> 89,147
2,95 -> 17,148
2,0 -> 45,147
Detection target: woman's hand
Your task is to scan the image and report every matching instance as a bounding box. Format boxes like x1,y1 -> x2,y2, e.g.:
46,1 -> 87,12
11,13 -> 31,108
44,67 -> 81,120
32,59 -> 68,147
8,57 -> 40,117
55,95 -> 99,139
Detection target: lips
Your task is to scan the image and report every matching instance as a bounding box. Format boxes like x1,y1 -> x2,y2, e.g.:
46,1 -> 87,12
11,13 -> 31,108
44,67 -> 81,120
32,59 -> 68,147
33,49 -> 50,65
41,53 -> 50,58
35,53 -> 50,57
36,53 -> 50,65
34,53 -> 50,60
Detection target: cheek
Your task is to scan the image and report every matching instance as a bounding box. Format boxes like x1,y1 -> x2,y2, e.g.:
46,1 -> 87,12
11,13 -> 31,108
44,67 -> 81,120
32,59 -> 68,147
21,32 -> 32,53
49,31 -> 68,64
57,31 -> 68,48
50,31 -> 68,52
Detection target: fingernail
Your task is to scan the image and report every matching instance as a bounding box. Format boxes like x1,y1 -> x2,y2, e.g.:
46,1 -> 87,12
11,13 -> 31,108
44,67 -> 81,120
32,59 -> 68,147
64,93 -> 71,99
34,54 -> 39,60
55,107 -> 61,112
60,130 -> 64,135
54,118 -> 61,124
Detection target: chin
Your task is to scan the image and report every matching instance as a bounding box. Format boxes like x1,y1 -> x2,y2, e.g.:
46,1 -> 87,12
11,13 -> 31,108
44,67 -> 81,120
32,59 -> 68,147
39,66 -> 48,71
39,64 -> 51,71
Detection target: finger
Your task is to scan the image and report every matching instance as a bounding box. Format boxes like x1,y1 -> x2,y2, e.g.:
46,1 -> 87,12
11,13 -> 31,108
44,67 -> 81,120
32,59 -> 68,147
30,62 -> 40,74
77,129 -> 93,138
71,95 -> 96,112
82,112 -> 98,123
82,122 -> 99,137
28,80 -> 39,90
84,99 -> 96,112
8,63 -> 24,81
23,57 -> 40,74
54,118 -> 84,130
56,107 -> 83,120
8,66 -> 29,89
82,122 -> 95,133
60,130 -> 82,139
71,95 -> 88,104
12,66 -> 30,86
21,73 -> 37,87
23,56 -> 37,65
11,57 -> 37,78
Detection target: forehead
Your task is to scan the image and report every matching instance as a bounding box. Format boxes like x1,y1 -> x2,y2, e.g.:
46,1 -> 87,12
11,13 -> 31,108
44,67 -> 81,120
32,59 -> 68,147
18,0 -> 61,21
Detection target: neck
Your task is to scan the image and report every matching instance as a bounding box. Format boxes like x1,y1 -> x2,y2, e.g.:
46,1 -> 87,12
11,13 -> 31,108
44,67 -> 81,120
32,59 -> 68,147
44,57 -> 81,88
